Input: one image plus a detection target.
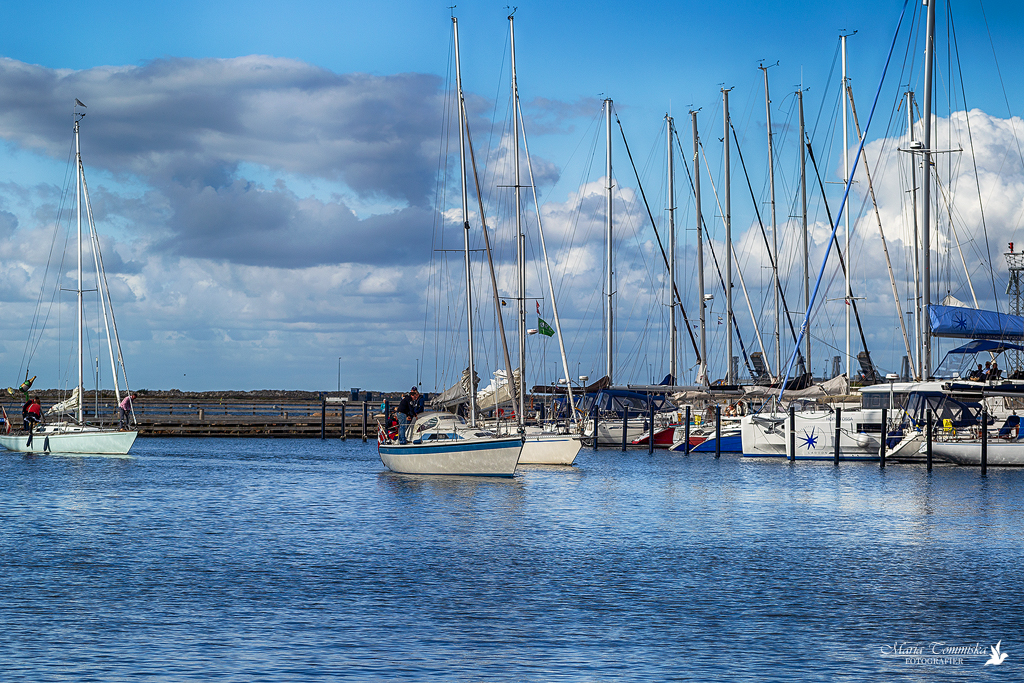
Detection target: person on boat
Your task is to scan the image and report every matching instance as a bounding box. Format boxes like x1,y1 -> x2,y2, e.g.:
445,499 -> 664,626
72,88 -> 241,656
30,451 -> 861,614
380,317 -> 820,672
991,362 -> 1002,381
397,388 -> 419,444
968,364 -> 984,381
414,387 -> 425,416
24,398 -> 42,432
21,399 -> 32,431
119,393 -> 136,429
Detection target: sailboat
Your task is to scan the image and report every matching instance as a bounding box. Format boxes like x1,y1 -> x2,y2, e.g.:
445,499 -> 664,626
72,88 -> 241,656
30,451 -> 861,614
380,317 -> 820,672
376,16 -> 523,477
0,103 -> 138,455
505,13 -> 582,466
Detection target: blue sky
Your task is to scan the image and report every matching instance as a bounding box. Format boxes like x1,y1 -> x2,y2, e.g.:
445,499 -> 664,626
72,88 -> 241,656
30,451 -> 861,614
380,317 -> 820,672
0,1 -> 1023,392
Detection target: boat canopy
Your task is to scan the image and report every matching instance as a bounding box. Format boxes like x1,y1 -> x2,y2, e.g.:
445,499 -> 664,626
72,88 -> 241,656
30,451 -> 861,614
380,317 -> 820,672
929,304 -> 1024,340
933,339 -> 1024,378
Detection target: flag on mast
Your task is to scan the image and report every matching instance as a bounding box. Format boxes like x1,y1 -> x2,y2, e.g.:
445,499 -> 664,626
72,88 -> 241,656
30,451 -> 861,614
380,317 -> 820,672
537,318 -> 554,337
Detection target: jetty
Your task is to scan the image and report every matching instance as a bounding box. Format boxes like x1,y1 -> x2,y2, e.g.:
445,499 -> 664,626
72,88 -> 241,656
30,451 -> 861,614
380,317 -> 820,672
5,390 -> 391,439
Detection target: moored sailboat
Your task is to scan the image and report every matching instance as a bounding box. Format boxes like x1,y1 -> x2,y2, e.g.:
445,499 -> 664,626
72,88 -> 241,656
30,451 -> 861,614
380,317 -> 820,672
0,103 -> 137,455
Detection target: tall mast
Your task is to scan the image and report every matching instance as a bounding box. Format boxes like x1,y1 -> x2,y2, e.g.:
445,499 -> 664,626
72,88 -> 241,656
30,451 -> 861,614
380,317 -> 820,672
798,88 -> 810,377
842,33 -> 852,381
761,64 -> 780,378
907,90 -> 922,379
723,88 -> 733,385
605,98 -> 614,383
921,0 -> 935,378
453,16 -> 477,426
692,110 -> 706,384
510,13 -> 525,428
74,111 -> 84,424
666,114 -> 677,382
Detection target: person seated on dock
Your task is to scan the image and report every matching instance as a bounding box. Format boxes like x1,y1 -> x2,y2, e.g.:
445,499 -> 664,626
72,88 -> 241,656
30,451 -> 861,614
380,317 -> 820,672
23,398 -> 41,432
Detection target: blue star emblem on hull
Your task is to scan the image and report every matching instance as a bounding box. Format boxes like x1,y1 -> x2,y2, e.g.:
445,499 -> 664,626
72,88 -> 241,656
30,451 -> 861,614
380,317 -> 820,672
799,428 -> 818,450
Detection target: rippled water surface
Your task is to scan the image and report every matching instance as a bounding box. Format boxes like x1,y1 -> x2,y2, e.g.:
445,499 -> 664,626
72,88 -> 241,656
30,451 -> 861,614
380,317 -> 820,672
1,438 -> 1022,680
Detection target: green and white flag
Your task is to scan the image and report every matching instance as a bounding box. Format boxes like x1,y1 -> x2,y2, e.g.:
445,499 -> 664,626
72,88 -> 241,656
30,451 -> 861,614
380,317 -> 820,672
538,317 -> 554,337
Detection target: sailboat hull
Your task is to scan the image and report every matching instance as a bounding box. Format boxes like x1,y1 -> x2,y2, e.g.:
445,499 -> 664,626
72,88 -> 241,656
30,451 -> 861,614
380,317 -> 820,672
0,425 -> 137,455
519,432 -> 581,465
378,436 -> 523,476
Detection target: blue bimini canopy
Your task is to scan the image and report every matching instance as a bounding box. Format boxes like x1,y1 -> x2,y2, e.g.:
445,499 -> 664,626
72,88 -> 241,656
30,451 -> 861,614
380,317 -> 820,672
944,339 -> 1024,354
929,305 -> 1024,340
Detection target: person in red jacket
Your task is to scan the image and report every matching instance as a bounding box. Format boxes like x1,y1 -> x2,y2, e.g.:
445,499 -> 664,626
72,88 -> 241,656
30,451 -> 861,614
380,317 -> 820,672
24,398 -> 42,432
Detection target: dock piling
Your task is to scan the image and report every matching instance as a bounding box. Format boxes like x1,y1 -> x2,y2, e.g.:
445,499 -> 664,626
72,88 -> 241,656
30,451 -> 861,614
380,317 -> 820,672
362,401 -> 368,442
926,409 -> 932,471
880,408 -> 887,468
789,405 -> 795,462
684,406 -> 690,455
715,405 -> 721,459
592,401 -> 598,451
648,397 -> 655,455
320,396 -> 326,440
981,407 -> 988,475
833,407 -> 841,464
341,402 -> 347,440
621,405 -> 628,452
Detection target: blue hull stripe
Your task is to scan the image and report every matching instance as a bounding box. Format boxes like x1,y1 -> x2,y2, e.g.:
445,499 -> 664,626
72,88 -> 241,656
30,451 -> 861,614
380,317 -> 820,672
379,438 -> 522,457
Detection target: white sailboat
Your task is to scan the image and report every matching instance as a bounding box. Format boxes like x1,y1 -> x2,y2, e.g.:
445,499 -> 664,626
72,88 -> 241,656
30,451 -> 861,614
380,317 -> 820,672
0,103 -> 138,455
506,13 -> 581,466
377,16 -> 523,477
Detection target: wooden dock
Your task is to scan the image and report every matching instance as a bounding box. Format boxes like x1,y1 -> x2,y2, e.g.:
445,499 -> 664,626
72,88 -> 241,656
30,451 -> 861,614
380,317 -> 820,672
5,391 -> 387,439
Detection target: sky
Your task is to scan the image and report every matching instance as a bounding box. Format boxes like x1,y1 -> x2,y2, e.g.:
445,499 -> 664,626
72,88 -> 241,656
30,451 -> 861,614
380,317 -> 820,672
1,0 -> 1024,393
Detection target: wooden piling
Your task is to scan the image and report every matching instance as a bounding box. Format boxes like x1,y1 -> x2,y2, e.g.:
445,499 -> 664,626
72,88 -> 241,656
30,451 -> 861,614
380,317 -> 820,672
684,406 -> 690,455
648,397 -> 654,455
789,405 -> 795,462
981,407 -> 988,475
341,402 -> 347,440
362,401 -> 368,442
880,407 -> 887,468
320,396 -> 325,440
926,409 -> 932,471
715,404 -> 721,459
621,404 -> 628,452
833,407 -> 841,464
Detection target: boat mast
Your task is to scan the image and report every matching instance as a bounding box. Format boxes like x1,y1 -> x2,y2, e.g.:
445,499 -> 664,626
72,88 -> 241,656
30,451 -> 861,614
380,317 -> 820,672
723,88 -> 733,385
666,114 -> 676,383
841,33 -> 852,381
453,16 -> 477,426
516,97 -> 579,429
692,110 -> 706,385
605,98 -> 614,383
510,13 -> 526,428
74,109 -> 84,424
760,63 -> 780,379
798,87 -> 810,378
907,90 -> 922,379
921,0 -> 935,378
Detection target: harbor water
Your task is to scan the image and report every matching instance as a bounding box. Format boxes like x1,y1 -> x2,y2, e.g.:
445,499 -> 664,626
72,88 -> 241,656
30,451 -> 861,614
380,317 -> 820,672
1,438 -> 1022,680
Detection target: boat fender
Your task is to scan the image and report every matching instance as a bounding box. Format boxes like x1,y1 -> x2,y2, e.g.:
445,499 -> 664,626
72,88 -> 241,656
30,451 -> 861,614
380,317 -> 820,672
854,433 -> 873,449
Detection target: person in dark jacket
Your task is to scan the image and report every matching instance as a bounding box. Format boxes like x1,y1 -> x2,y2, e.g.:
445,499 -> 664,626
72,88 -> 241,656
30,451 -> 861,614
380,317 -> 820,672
397,387 -> 420,444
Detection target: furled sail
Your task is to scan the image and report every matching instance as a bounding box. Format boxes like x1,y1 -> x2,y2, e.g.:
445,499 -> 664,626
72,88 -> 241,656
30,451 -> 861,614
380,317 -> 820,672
47,386 -> 80,415
929,305 -> 1024,340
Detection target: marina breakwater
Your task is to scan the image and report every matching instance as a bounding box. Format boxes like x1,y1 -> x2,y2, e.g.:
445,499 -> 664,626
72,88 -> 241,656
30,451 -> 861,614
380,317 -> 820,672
3,390 -> 392,438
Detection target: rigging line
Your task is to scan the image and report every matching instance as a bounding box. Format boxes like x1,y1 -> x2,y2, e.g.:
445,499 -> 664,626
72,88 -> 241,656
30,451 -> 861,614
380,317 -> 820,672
950,4 -> 999,310
689,136 -> 757,378
933,172 -> 980,308
728,122 -> 804,356
780,0 -> 911,396
613,111 -> 702,365
805,138 -> 874,368
846,82 -> 916,377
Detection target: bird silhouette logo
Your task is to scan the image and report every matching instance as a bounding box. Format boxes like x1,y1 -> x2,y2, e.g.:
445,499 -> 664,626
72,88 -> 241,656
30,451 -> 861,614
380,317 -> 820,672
985,641 -> 1008,666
